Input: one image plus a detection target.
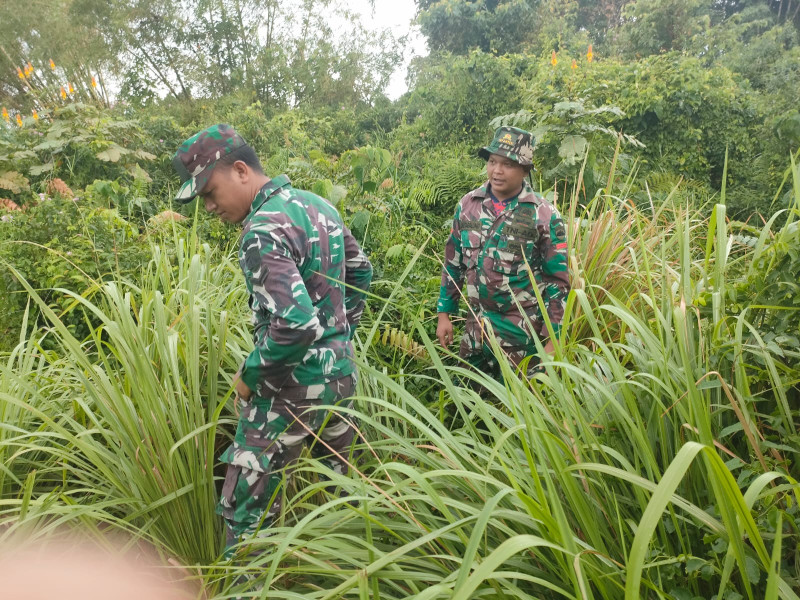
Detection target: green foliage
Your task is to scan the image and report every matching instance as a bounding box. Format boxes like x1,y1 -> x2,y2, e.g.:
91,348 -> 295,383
494,96 -> 643,197
0,103 -> 157,201
400,146 -> 486,216
0,196 -> 148,350
400,51 -> 529,147
84,177 -> 156,223
3,8 -> 800,589
614,0 -> 712,56
710,163 -> 800,450
416,0 -> 539,55
1,235 -> 250,564
345,146 -> 394,194
513,53 -> 770,214
26,0 -> 403,110
2,176 -> 799,597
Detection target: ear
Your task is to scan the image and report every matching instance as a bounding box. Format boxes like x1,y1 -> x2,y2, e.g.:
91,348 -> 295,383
232,160 -> 249,182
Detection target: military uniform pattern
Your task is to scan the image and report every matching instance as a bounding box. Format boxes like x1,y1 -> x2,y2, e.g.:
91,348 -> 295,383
219,376 -> 356,554
173,124 -> 246,202
220,174 -> 371,555
438,180 -> 570,373
478,126 -> 534,166
238,174 -> 372,399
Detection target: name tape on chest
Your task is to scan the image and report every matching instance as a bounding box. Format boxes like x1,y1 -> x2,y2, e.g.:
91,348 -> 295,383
504,223 -> 539,239
460,219 -> 483,231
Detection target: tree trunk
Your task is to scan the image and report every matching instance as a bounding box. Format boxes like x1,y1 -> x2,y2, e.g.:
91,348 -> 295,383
128,43 -> 182,101
155,34 -> 192,99
218,0 -> 237,87
233,0 -> 253,89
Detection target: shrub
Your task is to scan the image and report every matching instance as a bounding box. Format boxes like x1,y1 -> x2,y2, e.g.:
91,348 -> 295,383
0,195 -> 148,348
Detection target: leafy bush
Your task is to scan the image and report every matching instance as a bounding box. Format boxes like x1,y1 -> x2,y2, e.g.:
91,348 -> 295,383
493,96 -> 643,198
0,103 -> 157,203
399,51 -> 530,148
516,53 -> 769,215
0,195 -> 148,348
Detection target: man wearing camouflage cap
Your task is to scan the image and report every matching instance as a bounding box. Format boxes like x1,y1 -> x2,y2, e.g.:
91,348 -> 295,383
436,126 -> 570,378
172,124 -> 373,557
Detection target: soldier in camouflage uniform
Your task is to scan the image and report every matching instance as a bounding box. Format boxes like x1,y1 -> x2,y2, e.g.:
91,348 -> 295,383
172,124 -> 372,556
436,126 -> 570,378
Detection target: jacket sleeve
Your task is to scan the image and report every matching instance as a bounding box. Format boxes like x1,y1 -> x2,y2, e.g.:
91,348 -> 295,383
537,208 -> 571,339
343,225 -> 372,337
239,224 -> 323,397
437,203 -> 465,314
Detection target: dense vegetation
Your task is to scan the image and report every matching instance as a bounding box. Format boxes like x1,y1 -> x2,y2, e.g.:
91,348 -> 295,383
1,0 -> 799,598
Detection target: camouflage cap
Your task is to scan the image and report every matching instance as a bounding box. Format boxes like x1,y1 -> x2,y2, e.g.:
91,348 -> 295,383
478,126 -> 534,167
172,124 -> 247,203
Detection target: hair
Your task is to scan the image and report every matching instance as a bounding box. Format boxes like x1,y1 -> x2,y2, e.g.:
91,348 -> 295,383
215,144 -> 264,174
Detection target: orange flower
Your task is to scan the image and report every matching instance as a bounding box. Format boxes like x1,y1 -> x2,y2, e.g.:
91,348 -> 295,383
16,113 -> 23,127
91,76 -> 97,88
49,59 -> 56,70
2,107 -> 8,123
32,110 -> 38,121
68,82 -> 74,94
25,62 -> 33,76
587,44 -> 594,63
60,86 -> 67,99
551,50 -> 557,67
17,67 -> 24,80
572,59 -> 577,70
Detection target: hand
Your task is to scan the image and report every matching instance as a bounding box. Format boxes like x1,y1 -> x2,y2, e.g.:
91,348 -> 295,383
235,377 -> 252,400
233,370 -> 252,418
542,339 -> 555,356
437,313 -> 454,347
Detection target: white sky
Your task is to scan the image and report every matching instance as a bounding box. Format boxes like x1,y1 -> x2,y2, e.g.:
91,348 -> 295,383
345,0 -> 428,99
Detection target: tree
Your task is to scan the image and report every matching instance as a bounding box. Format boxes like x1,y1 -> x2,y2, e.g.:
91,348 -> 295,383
415,0 -> 539,55
0,0 -> 113,110
613,0 -> 714,56
0,0 -> 403,110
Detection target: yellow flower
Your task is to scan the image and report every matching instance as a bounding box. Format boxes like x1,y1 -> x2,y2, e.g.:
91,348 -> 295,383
17,67 -> 24,80
16,113 -> 23,127
572,59 -> 577,70
2,107 -> 9,123
91,76 -> 97,88
32,110 -> 38,121
551,50 -> 557,67
587,44 -> 594,63
68,82 -> 74,94
26,62 -> 33,76
61,86 -> 67,100
49,59 -> 56,70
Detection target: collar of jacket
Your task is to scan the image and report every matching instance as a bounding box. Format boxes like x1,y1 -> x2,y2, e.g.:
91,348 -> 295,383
473,179 -> 538,203
245,174 -> 292,220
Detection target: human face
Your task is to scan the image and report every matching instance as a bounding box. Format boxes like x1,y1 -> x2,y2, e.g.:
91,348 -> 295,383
486,154 -> 527,201
198,162 -> 253,223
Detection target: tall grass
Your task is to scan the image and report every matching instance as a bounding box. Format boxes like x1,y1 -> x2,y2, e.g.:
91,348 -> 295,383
1,231 -> 251,565
213,195 -> 798,599
0,168 -> 798,598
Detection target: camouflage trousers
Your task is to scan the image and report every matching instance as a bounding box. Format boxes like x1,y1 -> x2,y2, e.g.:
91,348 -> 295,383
459,310 -> 541,381
217,375 -> 357,556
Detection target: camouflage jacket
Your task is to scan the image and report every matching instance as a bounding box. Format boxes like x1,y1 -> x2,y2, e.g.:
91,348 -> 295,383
239,175 -> 372,397
437,180 -> 570,340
